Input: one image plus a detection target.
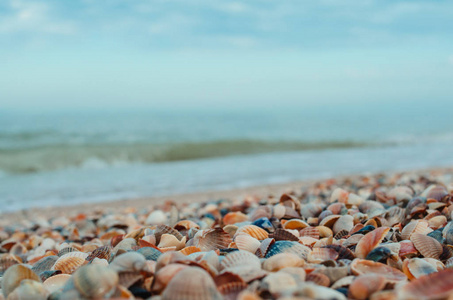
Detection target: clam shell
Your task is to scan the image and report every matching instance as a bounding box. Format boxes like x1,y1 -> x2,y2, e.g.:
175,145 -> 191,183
7,279 -> 48,300
262,253 -> 304,272
306,272 -> 331,287
192,228 -> 232,251
220,250 -> 261,271
308,248 -> 338,263
153,225 -> 184,244
162,267 -> 222,300
399,268 -> 453,299
1,264 -> 40,298
86,246 -> 112,263
234,234 -> 261,253
410,233 -> 442,259
255,238 -> 275,258
401,220 -> 432,240
332,215 -> 354,235
271,228 -> 299,241
109,252 -> 146,273
43,274 -> 71,294
355,227 -> 390,259
317,226 -> 333,238
402,258 -> 437,280
52,256 -> 85,274
236,225 -> 269,240
31,256 -> 58,274
72,265 -> 119,298
137,247 -> 163,261
179,246 -> 201,256
348,274 -> 386,300
350,259 -> 406,283
265,241 -> 310,260
152,264 -> 189,292
262,271 -> 299,294
283,219 -> 309,230
223,212 -> 248,225
300,227 -> 320,239
158,234 -> 187,250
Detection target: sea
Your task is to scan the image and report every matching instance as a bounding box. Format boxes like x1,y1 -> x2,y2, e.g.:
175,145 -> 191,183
1,102 -> 453,212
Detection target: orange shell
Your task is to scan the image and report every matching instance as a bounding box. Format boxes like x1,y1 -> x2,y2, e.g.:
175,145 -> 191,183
52,256 -> 85,274
349,274 -> 386,300
236,225 -> 269,240
355,227 -> 390,259
350,259 -> 406,283
179,246 -> 201,256
399,268 -> 453,299
223,212 -> 249,225
410,233 -> 442,259
306,272 -> 330,287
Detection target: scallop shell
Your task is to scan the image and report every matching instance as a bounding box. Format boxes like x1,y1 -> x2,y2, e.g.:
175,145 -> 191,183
308,248 -> 339,263
152,264 -> 189,292
57,247 -> 78,257
179,246 -> 201,256
43,274 -> 71,294
59,251 -> 89,260
137,247 -> 163,261
401,220 -> 432,240
402,258 -> 437,280
234,234 -> 261,253
300,227 -> 320,239
86,246 -> 112,263
355,227 -> 390,259
174,220 -> 200,231
265,241 -> 310,260
399,240 -> 418,258
348,274 -> 386,300
350,259 -> 406,283
220,250 -> 261,271
255,238 -> 275,258
1,264 -> 40,298
271,228 -> 299,241
236,225 -> 269,240
31,256 -> 59,274
7,279 -> 48,300
109,252 -> 146,273
162,267 -> 223,300
262,271 -> 299,294
72,265 -> 119,298
52,256 -> 85,274
153,225 -> 184,244
192,228 -> 232,251
262,253 -> 304,272
398,268 -> 453,299
410,233 -> 443,259
223,212 -> 248,225
306,272 -> 330,287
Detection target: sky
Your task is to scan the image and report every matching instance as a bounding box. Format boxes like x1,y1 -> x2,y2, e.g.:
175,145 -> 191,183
1,0 -> 453,111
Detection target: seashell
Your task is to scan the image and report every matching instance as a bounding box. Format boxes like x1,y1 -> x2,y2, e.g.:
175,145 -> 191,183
223,212 -> 248,225
175,220 -> 200,231
410,233 -> 442,259
348,274 -> 386,300
265,241 -> 310,260
301,203 -> 324,219
162,267 -> 222,300
332,215 -> 354,235
331,188 -> 349,203
350,259 -> 406,283
57,247 -> 78,257
71,265 -> 119,298
7,279 -> 48,300
399,240 -> 418,258
234,233 -> 261,253
59,251 -> 89,260
223,225 -> 239,238
444,221 -> 453,245
43,274 -> 71,294
221,250 -> 261,271
424,184 -> 450,202
355,227 -> 390,259
317,226 -> 333,238
1,264 -> 40,298
270,228 -> 299,241
331,275 -> 355,289
38,269 -> 61,282
300,227 -> 320,239
262,253 -> 304,272
31,255 -> 58,274
398,268 -> 453,299
319,215 -> 341,228
402,257 -> 437,280
323,245 -> 355,260
145,210 -> 168,225
251,217 -> 274,233
218,281 -> 247,299
334,229 -> 349,240
401,220 -> 432,240
278,267 -> 306,282
280,193 -> 301,210
249,205 -> 272,221
318,210 -> 333,224
112,238 -> 137,254
261,271 -> 299,294
316,265 -> 349,283
192,228 -> 232,251
365,247 -> 394,263
153,225 -> 184,244
137,247 -> 163,261
327,202 -> 346,215
283,219 -> 309,230
255,238 -> 275,258
109,252 -> 146,273
0,254 -> 20,276
158,234 -> 187,250
179,246 -> 201,256
236,225 -> 268,240
385,206 -> 406,226
427,215 -> 447,229
86,246 -> 112,263
308,248 -> 338,263
306,272 -> 330,287
52,256 -> 85,274
342,234 -> 363,248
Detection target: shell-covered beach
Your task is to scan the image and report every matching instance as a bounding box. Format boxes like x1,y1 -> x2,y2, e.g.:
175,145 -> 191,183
1,168 -> 453,299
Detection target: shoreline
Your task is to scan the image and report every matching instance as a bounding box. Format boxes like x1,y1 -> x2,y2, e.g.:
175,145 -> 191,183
2,166 -> 452,224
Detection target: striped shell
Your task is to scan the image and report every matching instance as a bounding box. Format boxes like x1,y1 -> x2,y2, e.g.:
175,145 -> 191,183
236,225 -> 269,240
52,256 -> 85,274
399,268 -> 453,299
410,233 -> 443,259
355,227 -> 390,259
350,259 -> 406,283
192,228 -> 232,251
86,246 -> 112,263
262,253 -> 304,272
265,241 -> 310,260
72,265 -> 119,298
220,250 -> 261,271
1,264 -> 40,298
31,256 -> 59,274
308,248 -> 339,263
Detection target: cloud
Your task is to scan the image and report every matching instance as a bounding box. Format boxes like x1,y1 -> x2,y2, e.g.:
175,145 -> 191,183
0,0 -> 76,35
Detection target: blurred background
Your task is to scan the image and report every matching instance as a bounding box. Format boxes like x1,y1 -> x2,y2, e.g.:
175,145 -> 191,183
1,0 -> 453,211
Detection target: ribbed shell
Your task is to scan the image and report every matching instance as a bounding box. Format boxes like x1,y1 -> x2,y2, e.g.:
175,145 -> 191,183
1,264 -> 40,298
57,247 -> 78,257
411,233 -> 443,259
154,225 -> 184,244
31,256 -> 59,274
234,234 -> 261,253
271,228 -> 299,241
300,227 -> 320,239
220,250 -> 261,271
399,268 -> 453,299
265,241 -> 310,260
306,272 -> 330,287
350,259 -> 406,283
86,246 -> 112,263
137,247 -> 163,261
73,265 -> 119,298
308,248 -> 339,263
235,225 -> 269,240
52,256 -> 85,274
162,267 -> 223,300
193,228 -> 232,251
355,227 -> 390,259
401,220 -> 432,240
262,253 -> 304,272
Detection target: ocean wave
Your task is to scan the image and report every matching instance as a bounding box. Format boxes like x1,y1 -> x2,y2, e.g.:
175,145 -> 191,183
0,139 -> 367,174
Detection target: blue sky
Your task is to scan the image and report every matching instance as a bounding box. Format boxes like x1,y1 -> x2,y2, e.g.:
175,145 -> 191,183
1,0 -> 452,111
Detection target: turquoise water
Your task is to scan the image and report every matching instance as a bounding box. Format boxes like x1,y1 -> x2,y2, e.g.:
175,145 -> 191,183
1,103 -> 453,211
